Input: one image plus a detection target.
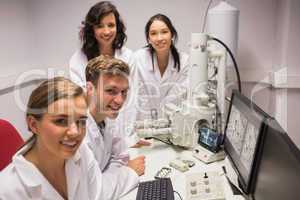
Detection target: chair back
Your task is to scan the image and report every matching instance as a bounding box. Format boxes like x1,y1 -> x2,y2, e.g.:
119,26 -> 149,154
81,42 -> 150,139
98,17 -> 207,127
0,119 -> 24,171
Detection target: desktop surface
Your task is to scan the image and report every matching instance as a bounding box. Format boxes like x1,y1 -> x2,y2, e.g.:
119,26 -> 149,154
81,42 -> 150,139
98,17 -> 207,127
121,140 -> 245,200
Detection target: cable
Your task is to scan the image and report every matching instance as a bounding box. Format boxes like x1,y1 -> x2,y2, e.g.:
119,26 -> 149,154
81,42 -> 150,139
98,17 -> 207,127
211,37 -> 242,93
201,0 -> 214,32
146,136 -> 174,146
173,190 -> 183,200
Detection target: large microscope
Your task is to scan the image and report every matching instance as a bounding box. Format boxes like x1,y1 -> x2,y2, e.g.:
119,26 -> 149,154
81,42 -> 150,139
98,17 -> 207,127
135,33 -> 227,149
134,1 -> 239,162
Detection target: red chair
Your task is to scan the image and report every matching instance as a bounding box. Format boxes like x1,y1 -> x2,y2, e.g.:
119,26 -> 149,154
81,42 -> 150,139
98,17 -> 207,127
0,119 -> 24,171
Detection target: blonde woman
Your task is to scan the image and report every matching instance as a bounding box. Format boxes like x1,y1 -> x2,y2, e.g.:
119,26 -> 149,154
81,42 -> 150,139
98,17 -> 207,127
0,77 -> 104,199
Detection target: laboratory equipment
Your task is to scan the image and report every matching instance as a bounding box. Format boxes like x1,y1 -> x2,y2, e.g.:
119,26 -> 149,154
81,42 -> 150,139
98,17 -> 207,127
186,171 -> 225,200
193,145 -> 226,164
198,127 -> 223,153
135,1 -> 240,149
169,158 -> 190,172
136,32 -> 227,148
224,90 -> 269,194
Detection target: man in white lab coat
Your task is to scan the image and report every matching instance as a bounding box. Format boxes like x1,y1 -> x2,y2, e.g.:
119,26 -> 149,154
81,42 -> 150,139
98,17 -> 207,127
85,55 -> 145,200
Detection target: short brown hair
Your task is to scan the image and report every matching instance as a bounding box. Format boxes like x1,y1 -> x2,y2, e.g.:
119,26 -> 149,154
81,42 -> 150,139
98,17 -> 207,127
85,55 -> 130,86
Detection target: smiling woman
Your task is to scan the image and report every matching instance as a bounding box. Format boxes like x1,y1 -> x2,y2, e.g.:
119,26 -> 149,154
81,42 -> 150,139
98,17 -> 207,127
0,77 -> 105,200
69,1 -> 132,89
132,13 -> 190,121
70,1 -> 140,154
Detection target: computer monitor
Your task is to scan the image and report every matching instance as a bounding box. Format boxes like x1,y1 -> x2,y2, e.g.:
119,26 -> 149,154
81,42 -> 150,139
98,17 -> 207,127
253,118 -> 300,200
224,90 -> 269,194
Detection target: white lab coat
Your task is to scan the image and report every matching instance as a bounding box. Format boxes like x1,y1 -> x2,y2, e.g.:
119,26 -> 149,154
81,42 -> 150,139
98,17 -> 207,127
132,47 -> 189,121
69,47 -> 133,89
69,47 -> 132,88
84,113 -> 139,199
69,47 -> 139,147
0,140 -> 104,200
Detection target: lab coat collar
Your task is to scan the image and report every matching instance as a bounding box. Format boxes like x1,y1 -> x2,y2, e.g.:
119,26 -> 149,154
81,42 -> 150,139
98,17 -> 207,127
12,138 -> 82,199
114,48 -> 122,58
146,51 -> 176,73
65,151 -> 81,199
158,53 -> 177,83
87,111 -> 106,140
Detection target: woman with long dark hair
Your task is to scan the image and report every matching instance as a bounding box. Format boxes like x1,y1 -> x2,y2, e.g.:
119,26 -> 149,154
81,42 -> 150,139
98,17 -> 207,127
133,14 -> 189,121
69,1 -> 132,88
70,1 -> 139,148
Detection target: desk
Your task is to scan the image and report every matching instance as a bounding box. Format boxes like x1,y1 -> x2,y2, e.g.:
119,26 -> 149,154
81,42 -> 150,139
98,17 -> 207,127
121,140 -> 245,200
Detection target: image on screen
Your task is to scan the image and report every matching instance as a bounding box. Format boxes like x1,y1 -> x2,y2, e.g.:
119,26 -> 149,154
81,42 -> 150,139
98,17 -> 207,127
224,90 -> 268,194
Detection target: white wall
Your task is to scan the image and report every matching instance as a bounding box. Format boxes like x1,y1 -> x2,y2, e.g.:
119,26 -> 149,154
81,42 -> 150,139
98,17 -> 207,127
0,0 -> 281,77
287,0 -> 300,76
237,0 -> 277,81
114,0 -> 208,52
0,0 -> 35,76
27,0 -> 212,68
288,90 -> 300,147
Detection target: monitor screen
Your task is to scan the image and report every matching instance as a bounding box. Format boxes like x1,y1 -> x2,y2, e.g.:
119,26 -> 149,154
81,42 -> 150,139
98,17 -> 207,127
253,119 -> 300,200
224,90 -> 268,194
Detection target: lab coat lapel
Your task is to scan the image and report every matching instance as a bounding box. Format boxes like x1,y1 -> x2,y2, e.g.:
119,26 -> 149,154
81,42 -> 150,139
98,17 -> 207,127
87,112 -> 105,152
86,112 -> 110,170
160,54 -> 177,98
153,56 -> 163,83
101,119 -> 114,169
160,53 -> 175,84
13,154 -> 64,200
65,151 -> 82,200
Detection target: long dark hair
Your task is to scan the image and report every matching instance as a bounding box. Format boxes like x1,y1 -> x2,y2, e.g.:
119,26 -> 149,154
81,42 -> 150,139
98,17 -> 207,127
81,1 -> 127,60
145,14 -> 180,72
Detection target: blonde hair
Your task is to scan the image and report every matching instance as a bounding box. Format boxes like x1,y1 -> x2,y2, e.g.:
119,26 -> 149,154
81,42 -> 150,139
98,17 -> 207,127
85,55 -> 130,86
26,77 -> 85,120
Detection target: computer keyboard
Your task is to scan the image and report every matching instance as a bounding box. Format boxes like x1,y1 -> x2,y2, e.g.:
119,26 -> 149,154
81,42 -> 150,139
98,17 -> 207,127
136,178 -> 174,200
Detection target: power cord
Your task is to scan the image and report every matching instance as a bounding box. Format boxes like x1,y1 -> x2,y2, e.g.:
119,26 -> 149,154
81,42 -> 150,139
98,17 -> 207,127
201,0 -> 214,32
211,37 -> 242,93
173,190 -> 183,200
145,137 -> 174,146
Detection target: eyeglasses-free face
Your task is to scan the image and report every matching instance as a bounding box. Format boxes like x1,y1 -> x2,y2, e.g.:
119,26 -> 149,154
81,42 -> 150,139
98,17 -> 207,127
148,20 -> 172,54
93,12 -> 117,49
27,96 -> 88,160
93,73 -> 129,119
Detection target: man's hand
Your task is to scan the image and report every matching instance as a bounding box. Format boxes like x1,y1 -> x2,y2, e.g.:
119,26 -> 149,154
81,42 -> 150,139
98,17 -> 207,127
127,155 -> 146,176
131,139 -> 152,148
